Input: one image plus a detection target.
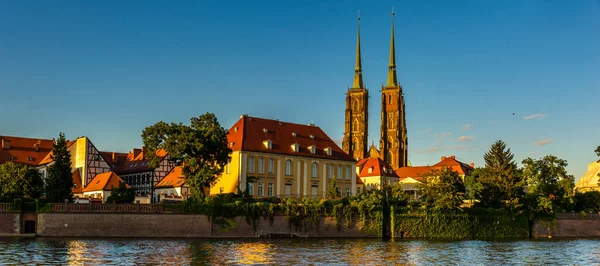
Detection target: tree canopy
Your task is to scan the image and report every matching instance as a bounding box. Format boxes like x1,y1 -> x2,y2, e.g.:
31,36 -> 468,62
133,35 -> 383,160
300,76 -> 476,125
106,182 -> 135,204
46,133 -> 74,203
0,162 -> 44,201
142,113 -> 231,200
327,178 -> 341,199
418,167 -> 465,212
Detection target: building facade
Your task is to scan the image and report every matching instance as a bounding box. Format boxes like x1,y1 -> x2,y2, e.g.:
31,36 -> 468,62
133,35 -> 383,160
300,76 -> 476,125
211,115 -> 357,198
574,161 -> 600,192
356,144 -> 400,190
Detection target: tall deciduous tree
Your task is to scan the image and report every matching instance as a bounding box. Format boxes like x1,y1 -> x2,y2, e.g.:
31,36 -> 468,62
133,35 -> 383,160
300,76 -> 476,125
522,155 -> 575,219
418,167 -> 465,212
327,178 -> 341,199
106,182 -> 134,203
142,113 -> 231,200
0,162 -> 44,200
46,133 -> 73,203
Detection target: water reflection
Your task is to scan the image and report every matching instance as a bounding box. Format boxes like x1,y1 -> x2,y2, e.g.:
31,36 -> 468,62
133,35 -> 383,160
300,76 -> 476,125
2,238 -> 600,265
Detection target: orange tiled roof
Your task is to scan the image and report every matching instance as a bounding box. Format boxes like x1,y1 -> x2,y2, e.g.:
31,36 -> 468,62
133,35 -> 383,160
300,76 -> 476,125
72,169 -> 83,194
433,156 -> 474,176
228,115 -> 354,161
38,140 -> 77,165
357,157 -> 399,178
356,174 -> 364,185
103,148 -> 168,175
83,172 -> 128,192
155,166 -> 186,188
395,156 -> 475,182
0,136 -> 54,166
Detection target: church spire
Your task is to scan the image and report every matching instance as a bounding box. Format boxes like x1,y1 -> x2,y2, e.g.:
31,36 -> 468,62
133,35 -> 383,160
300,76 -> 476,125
352,12 -> 364,89
385,7 -> 398,88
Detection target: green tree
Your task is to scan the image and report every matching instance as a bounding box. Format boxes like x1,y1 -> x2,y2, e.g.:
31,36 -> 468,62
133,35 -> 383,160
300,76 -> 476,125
418,167 -> 465,212
46,133 -> 73,203
522,155 -> 575,220
142,113 -> 231,200
0,162 -> 44,200
106,182 -> 135,203
574,191 -> 600,213
327,178 -> 341,199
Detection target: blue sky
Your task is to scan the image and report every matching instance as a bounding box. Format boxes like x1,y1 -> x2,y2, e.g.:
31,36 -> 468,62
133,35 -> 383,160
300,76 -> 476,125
1,1 -> 598,179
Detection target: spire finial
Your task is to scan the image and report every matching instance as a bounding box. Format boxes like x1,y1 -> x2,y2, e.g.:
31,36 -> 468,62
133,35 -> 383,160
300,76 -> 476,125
385,6 -> 398,88
352,11 -> 364,89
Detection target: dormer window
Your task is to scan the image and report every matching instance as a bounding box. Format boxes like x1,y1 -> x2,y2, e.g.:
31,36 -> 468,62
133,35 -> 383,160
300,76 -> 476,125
8,156 -> 13,160
324,147 -> 332,156
291,143 -> 299,152
263,140 -> 272,149
27,157 -> 34,161
368,167 -> 373,174
292,132 -> 297,137
230,142 -> 235,147
310,135 -> 315,139
308,145 -> 316,154
263,128 -> 268,133
234,127 -> 238,132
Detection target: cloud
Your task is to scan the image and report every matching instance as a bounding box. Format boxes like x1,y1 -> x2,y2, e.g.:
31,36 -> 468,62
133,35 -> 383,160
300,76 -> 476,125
463,124 -> 472,131
416,145 -> 469,154
524,114 -> 548,120
434,132 -> 452,143
457,136 -> 475,142
534,139 -> 553,146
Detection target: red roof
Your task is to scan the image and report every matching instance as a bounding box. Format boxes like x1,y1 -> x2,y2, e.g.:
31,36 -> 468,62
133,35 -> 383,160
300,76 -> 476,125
72,169 -> 83,194
433,156 -> 474,176
0,136 -> 54,166
395,155 -> 475,182
102,148 -> 168,175
155,166 -> 186,188
356,157 -> 399,178
38,140 -> 77,165
228,115 -> 354,161
83,172 -> 128,192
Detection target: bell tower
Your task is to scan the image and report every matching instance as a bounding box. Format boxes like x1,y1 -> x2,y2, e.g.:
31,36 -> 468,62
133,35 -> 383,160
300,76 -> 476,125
342,14 -> 369,161
380,10 -> 408,169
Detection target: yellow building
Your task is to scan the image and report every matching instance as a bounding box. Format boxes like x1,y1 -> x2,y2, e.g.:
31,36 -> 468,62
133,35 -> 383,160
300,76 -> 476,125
211,115 -> 357,198
575,161 -> 600,192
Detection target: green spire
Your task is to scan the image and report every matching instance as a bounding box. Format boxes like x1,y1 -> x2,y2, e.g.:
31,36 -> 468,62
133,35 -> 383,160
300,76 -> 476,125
385,8 -> 398,88
352,13 -> 364,89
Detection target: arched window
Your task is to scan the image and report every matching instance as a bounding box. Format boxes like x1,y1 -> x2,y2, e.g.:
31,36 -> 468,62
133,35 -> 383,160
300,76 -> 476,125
312,162 -> 319,178
258,158 -> 264,174
328,164 -> 334,179
352,120 -> 358,131
388,95 -> 392,104
387,152 -> 393,165
285,160 -> 293,176
268,158 -> 274,174
353,99 -> 359,112
337,165 -> 342,180
353,138 -> 359,151
248,157 -> 255,173
388,137 -> 393,149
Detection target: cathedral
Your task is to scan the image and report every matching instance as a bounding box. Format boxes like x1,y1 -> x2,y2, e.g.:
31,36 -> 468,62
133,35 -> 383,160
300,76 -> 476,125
342,12 -> 408,170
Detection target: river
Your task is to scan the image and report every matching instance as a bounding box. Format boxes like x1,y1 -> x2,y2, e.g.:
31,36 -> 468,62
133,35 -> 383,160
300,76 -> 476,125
0,238 -> 598,265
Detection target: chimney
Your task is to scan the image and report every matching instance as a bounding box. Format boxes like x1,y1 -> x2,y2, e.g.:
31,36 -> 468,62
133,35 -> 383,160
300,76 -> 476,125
441,156 -> 446,161
450,155 -> 456,159
470,162 -> 475,168
132,148 -> 141,158
141,146 -> 147,160
1,139 -> 10,150
33,140 -> 40,152
112,152 -> 118,164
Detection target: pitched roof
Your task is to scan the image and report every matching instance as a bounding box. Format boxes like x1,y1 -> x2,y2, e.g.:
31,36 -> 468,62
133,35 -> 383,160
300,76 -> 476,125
83,172 -> 128,192
357,157 -> 399,178
0,136 -> 54,166
38,140 -> 77,165
396,155 -> 475,182
103,148 -> 168,175
433,156 -> 474,176
228,115 -> 354,162
155,166 -> 186,188
72,169 -> 83,194
395,166 -> 437,182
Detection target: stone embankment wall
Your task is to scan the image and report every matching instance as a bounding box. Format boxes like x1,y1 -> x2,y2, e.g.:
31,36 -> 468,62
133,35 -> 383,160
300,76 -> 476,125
0,213 -> 19,235
533,216 -> 600,238
37,213 -> 372,238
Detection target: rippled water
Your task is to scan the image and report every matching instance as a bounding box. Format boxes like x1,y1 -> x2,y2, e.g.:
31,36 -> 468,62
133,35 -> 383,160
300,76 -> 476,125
1,237 -> 599,265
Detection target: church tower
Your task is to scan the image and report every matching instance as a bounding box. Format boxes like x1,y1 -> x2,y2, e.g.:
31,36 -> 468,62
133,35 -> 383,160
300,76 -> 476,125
342,15 -> 369,161
379,11 -> 408,169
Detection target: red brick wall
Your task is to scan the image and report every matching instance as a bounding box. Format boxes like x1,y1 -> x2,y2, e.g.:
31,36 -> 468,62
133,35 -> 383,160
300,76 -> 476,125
0,213 -> 18,234
534,218 -> 600,238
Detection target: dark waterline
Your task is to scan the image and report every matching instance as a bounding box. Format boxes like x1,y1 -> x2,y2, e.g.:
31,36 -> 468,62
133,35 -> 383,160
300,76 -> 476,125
1,237 -> 599,265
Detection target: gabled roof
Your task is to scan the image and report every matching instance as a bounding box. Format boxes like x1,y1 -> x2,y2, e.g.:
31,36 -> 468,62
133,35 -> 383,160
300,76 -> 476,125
395,166 -> 437,182
38,140 -> 77,166
228,115 -> 354,162
155,166 -> 186,188
357,157 -> 399,178
104,148 -> 168,175
72,169 -> 83,194
396,155 -> 475,182
83,172 -> 127,192
433,156 -> 474,176
0,136 -> 54,166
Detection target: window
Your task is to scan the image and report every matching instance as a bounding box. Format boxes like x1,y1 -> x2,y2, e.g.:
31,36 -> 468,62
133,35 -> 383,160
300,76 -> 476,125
357,188 -> 361,195
219,187 -> 224,194
346,166 -> 351,180
268,158 -> 274,174
345,188 -> 351,197
337,165 -> 342,180
308,145 -> 316,154
311,185 -> 318,197
285,160 -> 292,176
324,147 -> 332,156
368,167 -> 373,174
352,120 -> 358,131
258,182 -> 264,196
225,160 -> 231,174
328,164 -> 333,179
353,99 -> 359,112
387,152 -> 393,166
258,158 -> 264,174
268,183 -> 273,196
7,156 -> 13,160
285,183 -> 292,196
388,94 -> 392,104
248,182 -> 254,195
291,143 -> 299,152
248,157 -> 255,173
311,163 -> 319,178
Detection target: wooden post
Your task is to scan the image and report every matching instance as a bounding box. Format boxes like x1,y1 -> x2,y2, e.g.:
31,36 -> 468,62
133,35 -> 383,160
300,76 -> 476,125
136,200 -> 140,213
64,199 -> 69,213
112,200 -> 117,213
88,201 -> 92,212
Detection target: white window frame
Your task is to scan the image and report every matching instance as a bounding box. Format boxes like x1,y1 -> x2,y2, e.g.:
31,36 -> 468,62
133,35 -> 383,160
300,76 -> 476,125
285,160 -> 292,176
248,157 -> 255,173
311,162 -> 319,178
258,182 -> 264,196
268,158 -> 274,174
268,182 -> 273,196
258,158 -> 264,174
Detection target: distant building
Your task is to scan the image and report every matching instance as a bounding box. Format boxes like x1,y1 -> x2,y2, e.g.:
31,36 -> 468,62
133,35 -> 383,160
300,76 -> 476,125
575,161 -> 600,192
154,166 -> 190,202
82,172 -> 128,202
0,135 -> 54,166
395,156 -> 474,200
211,115 -> 357,199
355,144 -> 400,190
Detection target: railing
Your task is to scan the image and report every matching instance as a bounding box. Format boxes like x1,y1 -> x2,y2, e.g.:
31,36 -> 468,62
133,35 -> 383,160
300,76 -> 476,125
557,212 -> 600,220
49,202 -> 187,214
0,203 -> 14,212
